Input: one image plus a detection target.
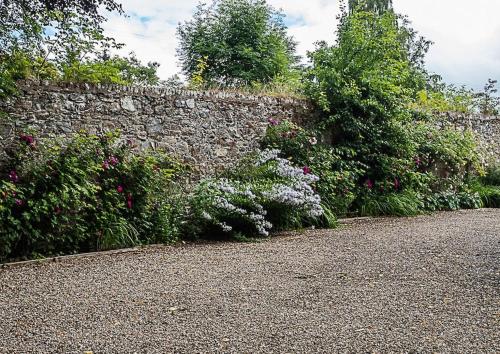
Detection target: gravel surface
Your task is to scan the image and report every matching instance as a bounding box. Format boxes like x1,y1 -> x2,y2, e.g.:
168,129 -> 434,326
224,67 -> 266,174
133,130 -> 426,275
0,209 -> 499,353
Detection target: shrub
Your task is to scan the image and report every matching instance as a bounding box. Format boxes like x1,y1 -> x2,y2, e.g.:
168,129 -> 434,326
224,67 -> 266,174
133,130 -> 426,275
359,191 -> 423,217
0,131 -> 185,261
261,119 -> 364,216
482,165 -> 500,186
187,149 -> 325,239
474,185 -> 500,208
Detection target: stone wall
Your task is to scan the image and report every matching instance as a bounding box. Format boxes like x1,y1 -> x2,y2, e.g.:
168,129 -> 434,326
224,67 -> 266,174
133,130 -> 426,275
1,81 -> 499,176
443,112 -> 500,164
0,81 -> 313,175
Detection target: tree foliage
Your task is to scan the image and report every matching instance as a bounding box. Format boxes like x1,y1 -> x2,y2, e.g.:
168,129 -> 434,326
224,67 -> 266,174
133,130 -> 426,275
305,8 -> 432,183
0,0 -> 160,95
177,0 -> 298,87
348,0 -> 393,14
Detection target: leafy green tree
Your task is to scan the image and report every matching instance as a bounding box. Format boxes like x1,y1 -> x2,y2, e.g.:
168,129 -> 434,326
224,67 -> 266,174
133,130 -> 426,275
305,8 -> 421,182
0,0 -> 161,95
177,0 -> 298,87
348,0 -> 393,14
0,0 -> 123,59
60,52 -> 160,85
476,79 -> 499,115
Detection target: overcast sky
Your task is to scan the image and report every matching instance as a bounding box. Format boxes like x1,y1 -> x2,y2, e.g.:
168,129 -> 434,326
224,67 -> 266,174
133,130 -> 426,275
102,0 -> 500,91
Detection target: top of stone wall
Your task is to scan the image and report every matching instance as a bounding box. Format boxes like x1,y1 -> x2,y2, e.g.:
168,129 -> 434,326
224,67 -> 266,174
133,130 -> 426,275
15,80 -> 310,107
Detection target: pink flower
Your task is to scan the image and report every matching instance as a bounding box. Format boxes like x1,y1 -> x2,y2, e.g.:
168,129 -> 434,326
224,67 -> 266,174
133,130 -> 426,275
126,193 -> 133,209
365,179 -> 374,189
108,156 -> 119,166
415,157 -> 421,166
15,199 -> 23,206
9,170 -> 19,183
117,185 -> 124,193
302,166 -> 312,175
268,118 -> 279,126
102,160 -> 110,170
20,134 -> 35,146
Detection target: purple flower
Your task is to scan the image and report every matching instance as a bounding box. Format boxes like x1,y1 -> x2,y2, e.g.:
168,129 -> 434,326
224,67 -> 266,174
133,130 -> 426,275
102,160 -> 110,170
15,199 -> 24,206
268,118 -> 279,126
117,185 -> 124,193
365,179 -> 374,190
302,166 -> 312,175
394,178 -> 400,190
9,170 -> 19,183
415,157 -> 422,166
108,156 -> 119,166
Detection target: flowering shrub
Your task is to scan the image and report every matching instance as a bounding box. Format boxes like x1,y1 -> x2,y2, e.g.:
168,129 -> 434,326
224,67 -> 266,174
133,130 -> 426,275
262,119 -> 364,216
187,149 -> 325,239
0,131 -> 186,262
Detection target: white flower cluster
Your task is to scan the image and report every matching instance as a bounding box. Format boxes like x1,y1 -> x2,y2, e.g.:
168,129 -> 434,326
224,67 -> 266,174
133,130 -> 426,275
256,149 -> 323,218
199,178 -> 271,236
255,148 -> 280,165
197,149 -> 324,237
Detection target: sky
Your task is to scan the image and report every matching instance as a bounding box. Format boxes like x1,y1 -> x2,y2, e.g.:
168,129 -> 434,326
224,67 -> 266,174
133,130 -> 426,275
102,0 -> 500,91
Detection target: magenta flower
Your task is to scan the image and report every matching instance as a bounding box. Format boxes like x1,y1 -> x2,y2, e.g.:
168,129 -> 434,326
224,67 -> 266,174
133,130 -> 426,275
102,160 -> 110,170
268,118 -> 279,126
108,156 -> 119,166
302,166 -> 312,175
415,157 -> 422,166
365,179 -> 374,189
117,185 -> 124,193
9,170 -> 19,183
15,199 -> 23,206
20,134 -> 35,146
126,193 -> 133,209
394,178 -> 400,190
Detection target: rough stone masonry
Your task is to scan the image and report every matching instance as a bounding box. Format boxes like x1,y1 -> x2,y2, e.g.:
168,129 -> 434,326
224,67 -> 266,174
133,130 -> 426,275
0,81 -> 312,175
0,80 -> 498,176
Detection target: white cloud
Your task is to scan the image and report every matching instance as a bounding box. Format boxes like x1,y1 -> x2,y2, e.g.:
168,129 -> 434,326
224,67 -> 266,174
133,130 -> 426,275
103,0 -> 500,90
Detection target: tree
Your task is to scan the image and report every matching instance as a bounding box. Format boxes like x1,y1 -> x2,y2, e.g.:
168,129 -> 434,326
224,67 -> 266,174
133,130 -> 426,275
0,0 -> 123,57
0,0 -> 160,95
305,8 -> 420,182
176,0 -> 298,87
476,79 -> 499,115
348,0 -> 393,14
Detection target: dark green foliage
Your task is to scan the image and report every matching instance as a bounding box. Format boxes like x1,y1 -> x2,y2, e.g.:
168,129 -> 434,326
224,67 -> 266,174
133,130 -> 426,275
473,184 -> 500,208
305,9 -> 424,192
482,165 -> 500,186
177,0 -> 298,86
359,191 -> 423,217
0,132 -> 186,262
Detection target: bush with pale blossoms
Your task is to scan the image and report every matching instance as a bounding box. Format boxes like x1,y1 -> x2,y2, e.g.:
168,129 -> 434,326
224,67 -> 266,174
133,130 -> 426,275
187,149 -> 325,239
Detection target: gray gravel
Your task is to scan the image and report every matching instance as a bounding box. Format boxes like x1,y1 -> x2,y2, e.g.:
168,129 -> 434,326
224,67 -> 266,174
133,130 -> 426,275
0,209 -> 499,353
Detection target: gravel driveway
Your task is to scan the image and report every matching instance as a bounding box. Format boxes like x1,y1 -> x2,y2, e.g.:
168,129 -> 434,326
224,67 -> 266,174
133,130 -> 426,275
1,209 -> 499,353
